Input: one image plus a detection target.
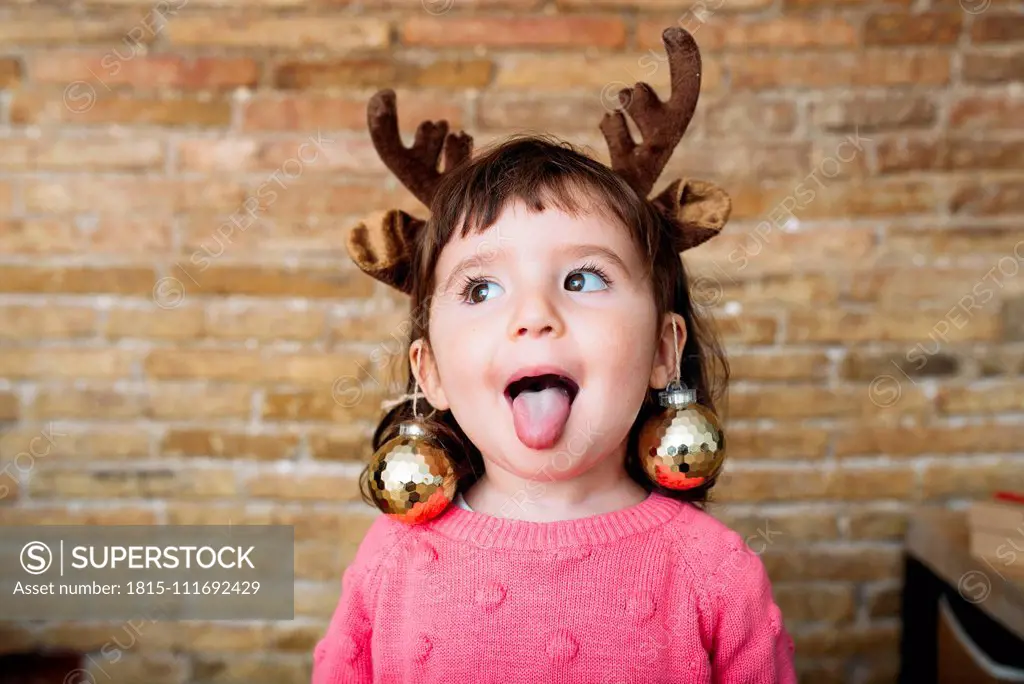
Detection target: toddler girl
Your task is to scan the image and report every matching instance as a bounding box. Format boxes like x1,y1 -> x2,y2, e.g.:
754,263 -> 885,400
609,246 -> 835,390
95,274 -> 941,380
313,27 -> 796,684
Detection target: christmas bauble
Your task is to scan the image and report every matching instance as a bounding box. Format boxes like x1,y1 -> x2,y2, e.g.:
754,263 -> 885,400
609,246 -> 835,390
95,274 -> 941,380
368,420 -> 457,525
638,384 -> 725,490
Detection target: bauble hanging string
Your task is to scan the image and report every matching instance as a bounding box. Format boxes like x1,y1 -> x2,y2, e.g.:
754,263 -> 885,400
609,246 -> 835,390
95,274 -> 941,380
368,375 -> 458,525
637,318 -> 726,491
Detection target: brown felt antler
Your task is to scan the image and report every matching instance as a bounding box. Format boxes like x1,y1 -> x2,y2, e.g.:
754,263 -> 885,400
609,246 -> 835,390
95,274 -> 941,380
346,90 -> 475,294
601,27 -> 701,199
347,27 -> 731,297
603,26 -> 731,252
367,90 -> 474,207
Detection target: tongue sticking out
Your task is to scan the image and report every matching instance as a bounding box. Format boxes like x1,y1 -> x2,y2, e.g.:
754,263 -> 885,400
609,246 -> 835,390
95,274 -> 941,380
511,386 -> 572,450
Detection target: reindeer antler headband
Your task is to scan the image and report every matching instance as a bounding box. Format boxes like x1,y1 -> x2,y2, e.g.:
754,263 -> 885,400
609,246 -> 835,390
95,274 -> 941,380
346,27 -> 731,295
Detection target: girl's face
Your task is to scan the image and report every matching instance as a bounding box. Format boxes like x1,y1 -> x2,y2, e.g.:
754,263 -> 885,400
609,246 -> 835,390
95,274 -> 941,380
412,198 -> 681,485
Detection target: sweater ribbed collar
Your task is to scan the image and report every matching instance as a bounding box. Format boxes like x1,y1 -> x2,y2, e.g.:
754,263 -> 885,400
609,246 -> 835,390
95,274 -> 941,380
424,490 -> 685,551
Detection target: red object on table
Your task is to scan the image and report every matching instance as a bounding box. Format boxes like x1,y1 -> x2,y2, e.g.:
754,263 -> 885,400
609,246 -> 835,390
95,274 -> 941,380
994,491 -> 1024,505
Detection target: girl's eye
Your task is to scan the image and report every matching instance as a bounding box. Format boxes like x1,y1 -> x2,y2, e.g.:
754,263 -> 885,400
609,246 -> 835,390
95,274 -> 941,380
460,279 -> 505,304
458,261 -> 611,303
566,263 -> 612,293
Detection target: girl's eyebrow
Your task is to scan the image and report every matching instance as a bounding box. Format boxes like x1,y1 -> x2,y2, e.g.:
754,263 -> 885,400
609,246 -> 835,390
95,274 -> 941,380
560,243 -> 632,277
441,253 -> 494,294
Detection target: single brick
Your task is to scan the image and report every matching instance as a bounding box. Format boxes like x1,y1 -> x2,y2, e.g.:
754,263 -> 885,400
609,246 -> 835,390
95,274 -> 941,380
864,13 -> 962,45
401,15 -> 626,48
169,16 -> 389,50
275,58 -> 493,90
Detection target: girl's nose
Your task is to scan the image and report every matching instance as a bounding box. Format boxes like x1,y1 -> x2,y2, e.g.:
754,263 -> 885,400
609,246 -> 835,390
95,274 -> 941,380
508,289 -> 565,340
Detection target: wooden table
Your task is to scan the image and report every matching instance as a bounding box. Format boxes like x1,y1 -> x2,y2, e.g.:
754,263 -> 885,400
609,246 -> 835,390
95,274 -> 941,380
900,508 -> 1024,682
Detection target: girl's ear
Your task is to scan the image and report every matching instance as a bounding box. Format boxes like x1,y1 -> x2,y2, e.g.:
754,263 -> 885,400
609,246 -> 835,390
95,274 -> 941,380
649,312 -> 687,390
410,338 -> 450,410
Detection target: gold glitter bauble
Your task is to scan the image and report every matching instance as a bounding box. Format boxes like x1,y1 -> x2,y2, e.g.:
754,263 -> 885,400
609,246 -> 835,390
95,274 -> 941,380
638,384 -> 725,491
368,420 -> 457,525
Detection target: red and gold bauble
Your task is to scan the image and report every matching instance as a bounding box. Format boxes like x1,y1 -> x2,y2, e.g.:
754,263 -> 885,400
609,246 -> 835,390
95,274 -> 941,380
368,419 -> 458,525
638,381 -> 725,491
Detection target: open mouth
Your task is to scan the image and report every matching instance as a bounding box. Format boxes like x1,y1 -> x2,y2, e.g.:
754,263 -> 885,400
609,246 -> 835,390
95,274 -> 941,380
504,373 -> 580,407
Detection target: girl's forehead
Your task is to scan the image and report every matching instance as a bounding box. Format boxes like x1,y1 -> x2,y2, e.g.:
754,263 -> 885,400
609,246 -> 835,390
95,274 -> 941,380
454,201 -> 632,252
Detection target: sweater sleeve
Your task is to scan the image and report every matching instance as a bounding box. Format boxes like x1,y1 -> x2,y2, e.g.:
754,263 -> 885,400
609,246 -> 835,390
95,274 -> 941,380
311,515 -> 405,684
708,544 -> 797,684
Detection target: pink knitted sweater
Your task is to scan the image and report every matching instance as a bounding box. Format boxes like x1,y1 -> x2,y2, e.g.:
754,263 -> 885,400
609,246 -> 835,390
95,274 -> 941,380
312,492 -> 797,683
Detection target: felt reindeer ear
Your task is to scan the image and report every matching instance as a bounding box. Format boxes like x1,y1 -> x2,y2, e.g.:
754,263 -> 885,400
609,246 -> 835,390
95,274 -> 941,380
345,89 -> 474,295
600,26 -> 731,250
652,178 -> 732,252
347,208 -> 425,295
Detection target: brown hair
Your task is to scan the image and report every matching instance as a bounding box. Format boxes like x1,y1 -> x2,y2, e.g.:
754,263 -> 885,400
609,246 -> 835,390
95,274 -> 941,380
358,135 -> 729,509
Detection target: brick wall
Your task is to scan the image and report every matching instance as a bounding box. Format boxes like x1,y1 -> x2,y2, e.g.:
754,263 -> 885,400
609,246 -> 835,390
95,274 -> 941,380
0,0 -> 1021,682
